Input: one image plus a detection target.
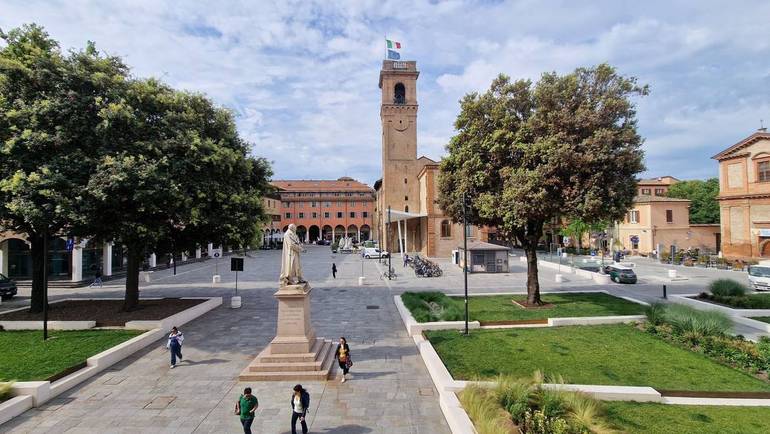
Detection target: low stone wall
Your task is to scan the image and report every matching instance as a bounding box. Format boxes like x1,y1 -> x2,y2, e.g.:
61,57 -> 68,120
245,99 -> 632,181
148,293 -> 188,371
0,320 -> 95,330
0,396 -> 33,426
124,297 -> 222,330
669,294 -> 770,317
548,315 -> 646,327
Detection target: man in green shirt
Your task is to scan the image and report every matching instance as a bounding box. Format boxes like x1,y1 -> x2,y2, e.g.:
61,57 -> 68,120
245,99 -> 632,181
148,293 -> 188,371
234,387 -> 259,434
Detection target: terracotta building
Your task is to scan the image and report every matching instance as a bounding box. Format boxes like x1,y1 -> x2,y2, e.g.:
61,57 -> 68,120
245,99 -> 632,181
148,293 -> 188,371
271,178 -> 375,243
373,60 -> 491,259
260,192 -> 282,246
614,176 -> 720,255
713,128 -> 770,259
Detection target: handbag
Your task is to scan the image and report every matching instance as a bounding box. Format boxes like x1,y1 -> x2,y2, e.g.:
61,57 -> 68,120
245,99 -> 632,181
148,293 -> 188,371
345,357 -> 353,369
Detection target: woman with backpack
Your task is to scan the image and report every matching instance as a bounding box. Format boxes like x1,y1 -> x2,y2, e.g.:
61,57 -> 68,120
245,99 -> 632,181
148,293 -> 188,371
334,336 -> 352,383
166,326 -> 184,368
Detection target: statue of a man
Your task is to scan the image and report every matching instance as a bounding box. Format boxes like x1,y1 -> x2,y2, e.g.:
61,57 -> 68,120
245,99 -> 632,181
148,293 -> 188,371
280,224 -> 305,285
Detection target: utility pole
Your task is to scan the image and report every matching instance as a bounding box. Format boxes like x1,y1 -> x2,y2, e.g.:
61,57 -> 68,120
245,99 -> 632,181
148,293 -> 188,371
388,206 -> 392,280
43,231 -> 49,341
462,192 -> 469,336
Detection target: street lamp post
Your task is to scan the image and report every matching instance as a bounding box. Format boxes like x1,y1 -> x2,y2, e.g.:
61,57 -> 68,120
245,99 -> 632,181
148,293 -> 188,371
462,192 -> 469,336
43,231 -> 49,341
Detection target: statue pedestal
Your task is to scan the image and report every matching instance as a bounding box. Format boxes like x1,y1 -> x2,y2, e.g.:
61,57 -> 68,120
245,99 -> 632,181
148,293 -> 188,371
239,283 -> 335,381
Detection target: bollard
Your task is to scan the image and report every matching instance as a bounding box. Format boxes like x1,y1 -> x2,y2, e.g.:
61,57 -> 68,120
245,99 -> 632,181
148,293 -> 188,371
663,284 -> 667,299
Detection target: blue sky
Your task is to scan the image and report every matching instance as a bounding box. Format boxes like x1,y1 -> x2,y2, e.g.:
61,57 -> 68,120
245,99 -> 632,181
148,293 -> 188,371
2,0 -> 769,186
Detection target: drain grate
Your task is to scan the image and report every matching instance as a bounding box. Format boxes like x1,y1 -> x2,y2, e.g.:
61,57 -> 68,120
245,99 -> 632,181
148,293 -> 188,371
366,305 -> 380,310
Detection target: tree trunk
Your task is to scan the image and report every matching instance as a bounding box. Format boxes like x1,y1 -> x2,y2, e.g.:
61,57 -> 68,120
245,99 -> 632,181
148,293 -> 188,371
576,231 -> 582,250
28,231 -> 45,313
124,245 -> 142,311
525,242 -> 542,305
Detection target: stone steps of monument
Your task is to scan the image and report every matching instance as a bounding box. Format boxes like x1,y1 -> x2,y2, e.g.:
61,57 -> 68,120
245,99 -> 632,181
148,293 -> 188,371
239,340 -> 336,381
257,338 -> 327,364
248,340 -> 335,373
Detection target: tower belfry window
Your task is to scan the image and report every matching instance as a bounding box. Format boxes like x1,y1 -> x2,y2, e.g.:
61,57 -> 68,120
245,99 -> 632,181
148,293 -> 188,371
394,83 -> 406,104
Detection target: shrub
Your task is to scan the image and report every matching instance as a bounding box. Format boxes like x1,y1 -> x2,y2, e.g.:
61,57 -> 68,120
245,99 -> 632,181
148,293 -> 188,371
0,382 -> 13,402
709,279 -> 748,297
661,304 -> 732,336
401,292 -> 463,322
458,384 -> 515,434
645,303 -> 666,326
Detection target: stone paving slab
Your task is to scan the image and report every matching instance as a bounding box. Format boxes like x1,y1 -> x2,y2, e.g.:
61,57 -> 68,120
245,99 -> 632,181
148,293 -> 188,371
0,248 -> 449,433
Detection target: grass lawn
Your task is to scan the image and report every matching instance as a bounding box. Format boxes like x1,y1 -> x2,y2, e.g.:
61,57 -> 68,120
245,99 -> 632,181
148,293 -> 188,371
402,291 -> 645,323
464,292 -> 645,322
0,329 -> 142,381
426,324 -> 770,392
605,401 -> 770,434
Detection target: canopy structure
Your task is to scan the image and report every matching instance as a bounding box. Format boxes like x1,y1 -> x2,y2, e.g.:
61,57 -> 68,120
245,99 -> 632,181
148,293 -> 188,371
385,209 -> 426,258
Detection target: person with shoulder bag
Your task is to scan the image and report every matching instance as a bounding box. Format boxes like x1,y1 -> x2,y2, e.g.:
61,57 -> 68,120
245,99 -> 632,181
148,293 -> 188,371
334,336 -> 352,383
166,326 -> 184,368
235,387 -> 258,434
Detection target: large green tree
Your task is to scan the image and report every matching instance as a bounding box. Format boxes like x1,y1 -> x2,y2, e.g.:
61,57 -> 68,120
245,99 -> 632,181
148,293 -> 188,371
666,178 -> 719,224
438,64 -> 646,304
81,78 -> 271,310
0,25 -> 128,312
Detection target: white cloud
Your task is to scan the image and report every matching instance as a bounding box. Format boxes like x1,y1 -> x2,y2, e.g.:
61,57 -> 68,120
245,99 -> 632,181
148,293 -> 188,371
2,0 -> 769,185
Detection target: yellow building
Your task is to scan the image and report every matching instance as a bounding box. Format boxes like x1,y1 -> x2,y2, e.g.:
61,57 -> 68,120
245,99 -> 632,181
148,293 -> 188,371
712,128 -> 770,259
373,60 -> 491,259
614,177 -> 720,255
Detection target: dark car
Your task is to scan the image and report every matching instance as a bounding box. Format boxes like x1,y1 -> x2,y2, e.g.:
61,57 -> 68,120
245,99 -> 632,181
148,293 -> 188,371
0,273 -> 18,300
603,265 -> 637,284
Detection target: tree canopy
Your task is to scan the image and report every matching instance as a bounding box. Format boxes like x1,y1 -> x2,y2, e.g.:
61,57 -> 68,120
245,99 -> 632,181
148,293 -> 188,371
1,24 -> 272,311
437,64 -> 646,304
666,178 -> 719,224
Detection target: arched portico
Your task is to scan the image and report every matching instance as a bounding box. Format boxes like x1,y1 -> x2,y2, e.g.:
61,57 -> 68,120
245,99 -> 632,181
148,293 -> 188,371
347,224 -> 358,243
322,225 -> 333,241
309,225 -> 320,243
296,225 -> 308,243
360,224 -> 371,241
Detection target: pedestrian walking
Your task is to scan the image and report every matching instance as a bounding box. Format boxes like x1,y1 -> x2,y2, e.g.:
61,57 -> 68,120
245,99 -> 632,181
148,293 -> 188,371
234,387 -> 259,434
90,267 -> 103,288
290,384 -> 310,434
332,263 -> 337,279
334,336 -> 352,383
403,254 -> 409,267
166,326 -> 184,368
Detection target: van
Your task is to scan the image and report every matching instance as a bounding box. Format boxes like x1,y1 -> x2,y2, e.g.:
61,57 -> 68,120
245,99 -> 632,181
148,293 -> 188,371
362,247 -> 389,259
748,261 -> 770,291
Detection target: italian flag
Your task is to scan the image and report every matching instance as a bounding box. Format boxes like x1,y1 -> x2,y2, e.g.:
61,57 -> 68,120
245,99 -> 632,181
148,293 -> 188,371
386,39 -> 401,50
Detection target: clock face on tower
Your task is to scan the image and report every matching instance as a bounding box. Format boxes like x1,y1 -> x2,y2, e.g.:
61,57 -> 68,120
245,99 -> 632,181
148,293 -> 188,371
394,118 -> 409,132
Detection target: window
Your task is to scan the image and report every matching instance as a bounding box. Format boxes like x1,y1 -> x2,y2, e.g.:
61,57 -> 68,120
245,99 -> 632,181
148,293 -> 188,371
441,220 -> 451,237
362,212 -> 368,218
337,212 -> 343,218
298,212 -> 304,218
759,161 -> 770,182
351,201 -> 356,207
641,188 -> 651,195
350,212 -> 356,218
324,212 -> 330,218
628,210 -> 639,224
655,188 -> 665,196
404,196 -> 408,201
312,212 -> 317,218
311,201 -> 317,208
465,225 -> 473,237
299,202 -> 304,208
631,237 -> 639,250
283,202 -> 290,208
337,201 -> 342,206
394,83 -> 406,104
666,209 -> 673,223
285,213 -> 292,219
324,201 -> 330,207
404,178 -> 408,184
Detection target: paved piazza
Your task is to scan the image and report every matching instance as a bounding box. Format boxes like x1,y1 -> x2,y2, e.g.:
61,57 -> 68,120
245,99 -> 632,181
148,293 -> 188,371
2,247 -> 768,433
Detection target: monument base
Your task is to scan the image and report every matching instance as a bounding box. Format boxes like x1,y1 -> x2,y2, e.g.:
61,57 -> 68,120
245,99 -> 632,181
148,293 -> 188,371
238,282 -> 335,381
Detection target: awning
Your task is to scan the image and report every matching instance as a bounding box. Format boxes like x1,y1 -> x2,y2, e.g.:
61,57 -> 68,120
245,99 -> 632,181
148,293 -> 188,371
385,210 -> 426,223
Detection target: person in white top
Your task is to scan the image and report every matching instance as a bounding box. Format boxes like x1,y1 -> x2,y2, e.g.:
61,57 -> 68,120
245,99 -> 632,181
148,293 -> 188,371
290,384 -> 309,434
166,326 -> 184,368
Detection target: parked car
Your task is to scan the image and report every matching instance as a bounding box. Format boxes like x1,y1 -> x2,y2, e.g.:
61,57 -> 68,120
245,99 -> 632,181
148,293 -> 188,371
748,261 -> 770,291
362,247 -> 389,259
602,264 -> 637,284
0,273 -> 18,300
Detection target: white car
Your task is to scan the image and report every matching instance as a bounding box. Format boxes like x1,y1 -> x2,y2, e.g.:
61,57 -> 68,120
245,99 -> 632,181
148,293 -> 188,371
362,247 -> 389,259
748,262 -> 770,291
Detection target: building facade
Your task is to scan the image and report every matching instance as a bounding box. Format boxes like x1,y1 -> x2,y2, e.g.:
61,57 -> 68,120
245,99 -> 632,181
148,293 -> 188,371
373,60 -> 490,259
260,192 -> 282,246
614,176 -> 720,255
271,178 -> 375,243
713,129 -> 770,259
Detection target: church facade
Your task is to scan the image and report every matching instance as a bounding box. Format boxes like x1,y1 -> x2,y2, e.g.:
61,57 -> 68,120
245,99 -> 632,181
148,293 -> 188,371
373,60 -> 492,259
